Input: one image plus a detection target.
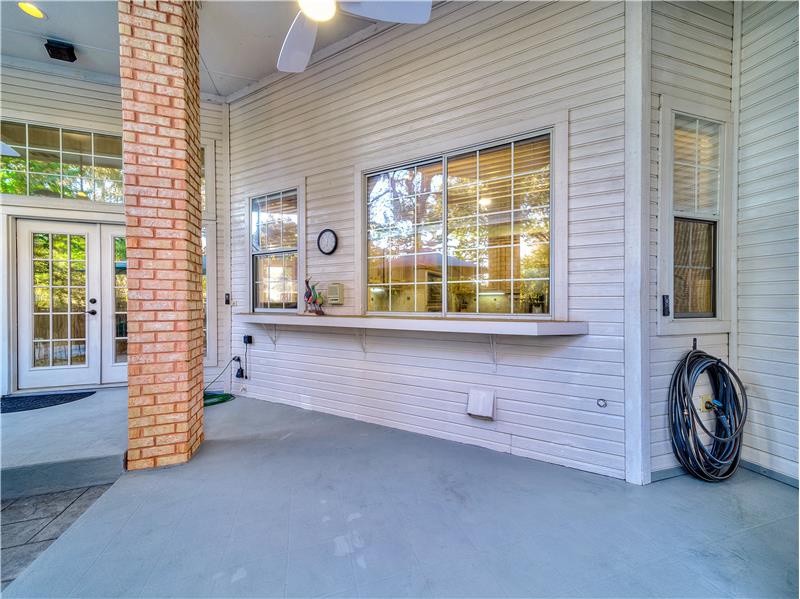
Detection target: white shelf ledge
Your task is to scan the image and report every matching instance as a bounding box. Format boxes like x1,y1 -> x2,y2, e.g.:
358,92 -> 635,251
235,313 -> 588,336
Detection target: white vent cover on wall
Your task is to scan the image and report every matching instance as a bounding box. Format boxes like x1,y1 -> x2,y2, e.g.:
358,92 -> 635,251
327,283 -> 344,305
467,388 -> 496,420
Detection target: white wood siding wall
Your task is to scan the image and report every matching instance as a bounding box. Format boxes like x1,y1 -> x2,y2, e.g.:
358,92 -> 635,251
229,2 -> 628,478
0,66 -> 231,386
648,2 -> 734,473
737,1 -> 799,480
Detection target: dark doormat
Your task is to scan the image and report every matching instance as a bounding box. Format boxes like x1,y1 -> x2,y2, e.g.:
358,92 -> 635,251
0,391 -> 95,413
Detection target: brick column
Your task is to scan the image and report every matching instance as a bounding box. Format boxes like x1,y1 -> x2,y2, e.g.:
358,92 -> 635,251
118,0 -> 204,470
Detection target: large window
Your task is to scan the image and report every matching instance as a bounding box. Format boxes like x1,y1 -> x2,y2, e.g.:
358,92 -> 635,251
366,134 -> 551,315
1,120 -> 123,203
251,190 -> 298,310
672,113 -> 721,319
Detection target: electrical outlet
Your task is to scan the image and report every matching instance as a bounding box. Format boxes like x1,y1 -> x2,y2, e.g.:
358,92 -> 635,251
699,393 -> 712,412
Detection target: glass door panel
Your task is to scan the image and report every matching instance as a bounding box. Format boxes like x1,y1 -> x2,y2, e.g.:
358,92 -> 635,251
101,225 -> 127,383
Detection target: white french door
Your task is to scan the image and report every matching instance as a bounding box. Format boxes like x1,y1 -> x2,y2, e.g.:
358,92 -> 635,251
16,220 -> 127,389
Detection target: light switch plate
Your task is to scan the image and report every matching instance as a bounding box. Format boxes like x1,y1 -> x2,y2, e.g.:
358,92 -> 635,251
467,388 -> 495,420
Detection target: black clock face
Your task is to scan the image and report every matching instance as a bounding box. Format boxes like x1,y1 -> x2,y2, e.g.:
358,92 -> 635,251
317,229 -> 337,255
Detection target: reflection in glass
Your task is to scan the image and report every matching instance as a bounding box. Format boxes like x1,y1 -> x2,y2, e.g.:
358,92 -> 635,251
0,120 -> 124,203
444,135 -> 551,314
674,218 -> 715,317
30,233 -> 89,368
673,114 -> 721,216
113,237 -> 128,363
367,161 -> 444,312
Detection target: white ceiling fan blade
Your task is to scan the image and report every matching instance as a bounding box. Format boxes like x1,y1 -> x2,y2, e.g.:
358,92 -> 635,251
339,1 -> 432,24
277,11 -> 319,73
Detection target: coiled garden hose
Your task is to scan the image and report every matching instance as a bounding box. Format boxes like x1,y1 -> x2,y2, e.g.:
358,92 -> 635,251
668,348 -> 748,482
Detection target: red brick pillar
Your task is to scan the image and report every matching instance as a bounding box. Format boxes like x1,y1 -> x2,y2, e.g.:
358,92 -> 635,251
118,0 -> 204,469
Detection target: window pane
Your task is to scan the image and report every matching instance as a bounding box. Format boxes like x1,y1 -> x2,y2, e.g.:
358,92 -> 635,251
113,236 -> 128,362
1,121 -> 26,145
253,251 -> 297,310
93,155 -> 123,180
674,218 -> 715,317
2,147 -> 26,171
62,130 -> 92,153
366,161 -> 444,313
28,150 -> 61,174
446,135 -> 551,314
284,253 -> 297,308
514,280 -> 550,315
672,164 -> 696,213
1,170 -> 27,194
448,282 -> 477,313
28,125 -> 60,150
673,113 -> 721,216
368,286 -> 389,311
94,179 -> 124,204
94,134 -> 122,157
62,177 -> 93,200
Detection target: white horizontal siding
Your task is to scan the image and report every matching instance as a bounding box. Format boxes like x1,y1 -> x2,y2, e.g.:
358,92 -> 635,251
737,1 -> 799,480
0,66 -> 230,384
648,2 -> 734,473
229,1 -> 627,478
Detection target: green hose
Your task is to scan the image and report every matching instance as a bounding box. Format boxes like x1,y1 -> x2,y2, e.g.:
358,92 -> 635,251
204,391 -> 235,407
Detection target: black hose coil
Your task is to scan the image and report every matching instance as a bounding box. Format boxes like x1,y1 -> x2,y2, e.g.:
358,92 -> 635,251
668,349 -> 748,482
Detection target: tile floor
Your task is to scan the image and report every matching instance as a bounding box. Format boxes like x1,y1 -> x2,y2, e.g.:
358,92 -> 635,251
1,485 -> 111,590
4,398 -> 799,598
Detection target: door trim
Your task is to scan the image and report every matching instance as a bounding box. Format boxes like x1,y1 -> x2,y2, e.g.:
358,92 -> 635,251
16,220 -> 102,389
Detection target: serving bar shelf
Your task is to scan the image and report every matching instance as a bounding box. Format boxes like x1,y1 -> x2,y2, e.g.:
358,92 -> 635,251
236,313 -> 588,336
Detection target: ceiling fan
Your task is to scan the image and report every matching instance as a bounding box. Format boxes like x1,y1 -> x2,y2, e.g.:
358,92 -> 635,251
277,0 -> 432,73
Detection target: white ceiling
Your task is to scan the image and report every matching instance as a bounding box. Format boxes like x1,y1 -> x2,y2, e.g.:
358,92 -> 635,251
0,1 -> 376,97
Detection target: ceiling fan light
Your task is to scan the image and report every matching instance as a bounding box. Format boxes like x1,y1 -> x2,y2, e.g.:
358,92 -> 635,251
298,0 -> 336,22
17,2 -> 46,19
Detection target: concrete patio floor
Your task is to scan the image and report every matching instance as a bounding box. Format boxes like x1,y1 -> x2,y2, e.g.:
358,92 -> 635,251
4,396 -> 798,598
1,387 -> 127,498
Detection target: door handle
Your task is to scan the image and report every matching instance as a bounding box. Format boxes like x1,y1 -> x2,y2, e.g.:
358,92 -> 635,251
86,309 -> 97,316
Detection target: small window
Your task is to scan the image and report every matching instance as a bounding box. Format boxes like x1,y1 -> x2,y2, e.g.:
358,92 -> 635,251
251,190 -> 298,310
366,134 -> 552,316
0,120 -> 123,203
671,113 -> 721,318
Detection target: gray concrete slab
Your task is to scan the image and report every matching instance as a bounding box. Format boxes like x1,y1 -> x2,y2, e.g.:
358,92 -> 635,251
5,397 -> 799,598
1,387 -> 127,497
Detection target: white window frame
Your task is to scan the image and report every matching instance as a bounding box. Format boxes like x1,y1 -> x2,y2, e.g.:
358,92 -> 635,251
355,112 -> 569,321
248,181 -> 306,314
657,96 -> 733,336
0,118 -> 124,203
201,141 -> 217,366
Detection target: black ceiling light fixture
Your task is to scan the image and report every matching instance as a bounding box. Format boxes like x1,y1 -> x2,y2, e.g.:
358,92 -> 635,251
44,39 -> 77,62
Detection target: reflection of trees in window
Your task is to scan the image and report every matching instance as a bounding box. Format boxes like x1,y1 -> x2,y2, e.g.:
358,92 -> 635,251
367,134 -> 551,315
367,161 -> 444,312
0,120 -> 123,202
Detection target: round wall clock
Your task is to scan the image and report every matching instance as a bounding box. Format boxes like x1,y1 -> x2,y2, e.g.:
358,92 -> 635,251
317,229 -> 338,255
